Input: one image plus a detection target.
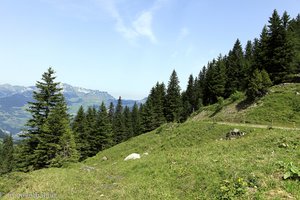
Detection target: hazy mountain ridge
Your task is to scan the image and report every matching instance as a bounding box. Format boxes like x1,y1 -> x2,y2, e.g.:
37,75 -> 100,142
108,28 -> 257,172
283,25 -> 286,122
0,83 -> 145,134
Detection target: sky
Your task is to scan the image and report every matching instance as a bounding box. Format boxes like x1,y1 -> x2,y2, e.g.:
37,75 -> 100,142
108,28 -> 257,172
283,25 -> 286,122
0,0 -> 299,100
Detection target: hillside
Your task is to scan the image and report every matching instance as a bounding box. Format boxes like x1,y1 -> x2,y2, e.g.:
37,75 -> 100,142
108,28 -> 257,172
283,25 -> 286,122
0,84 -> 299,199
193,83 -> 300,128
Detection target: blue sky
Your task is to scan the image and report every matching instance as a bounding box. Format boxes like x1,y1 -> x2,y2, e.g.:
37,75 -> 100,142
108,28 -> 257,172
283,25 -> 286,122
0,0 -> 299,99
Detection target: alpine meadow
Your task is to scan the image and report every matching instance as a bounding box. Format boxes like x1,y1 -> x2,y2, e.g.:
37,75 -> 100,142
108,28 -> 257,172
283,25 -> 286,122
0,4 -> 300,200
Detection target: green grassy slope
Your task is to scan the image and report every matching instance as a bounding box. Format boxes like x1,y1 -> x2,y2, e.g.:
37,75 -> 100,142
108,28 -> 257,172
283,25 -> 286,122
193,83 -> 300,128
0,84 -> 299,200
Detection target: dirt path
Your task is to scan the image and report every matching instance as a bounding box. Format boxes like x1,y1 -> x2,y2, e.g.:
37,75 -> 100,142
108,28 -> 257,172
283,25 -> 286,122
205,121 -> 300,131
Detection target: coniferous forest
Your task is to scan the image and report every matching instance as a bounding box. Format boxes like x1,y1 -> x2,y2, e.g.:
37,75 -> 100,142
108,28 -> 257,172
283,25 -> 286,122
0,10 -> 300,173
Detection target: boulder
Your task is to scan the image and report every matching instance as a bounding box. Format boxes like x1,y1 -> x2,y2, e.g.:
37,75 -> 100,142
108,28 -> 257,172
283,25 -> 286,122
226,128 -> 246,140
124,153 -> 141,161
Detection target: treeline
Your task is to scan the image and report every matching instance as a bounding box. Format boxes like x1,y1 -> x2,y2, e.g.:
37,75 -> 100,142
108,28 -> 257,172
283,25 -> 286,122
1,10 -> 299,173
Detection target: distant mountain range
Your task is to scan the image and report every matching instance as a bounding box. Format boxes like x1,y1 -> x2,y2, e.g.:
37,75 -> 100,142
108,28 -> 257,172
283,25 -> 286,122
0,83 -> 146,134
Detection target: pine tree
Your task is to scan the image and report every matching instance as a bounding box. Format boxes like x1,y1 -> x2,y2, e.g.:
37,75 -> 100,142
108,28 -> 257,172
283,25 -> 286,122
194,67 -> 206,107
113,97 -> 126,144
34,99 -> 78,168
185,75 -> 196,113
123,106 -> 133,140
150,82 -> 166,127
141,97 -> 156,132
85,107 -> 97,157
266,10 -> 295,83
246,69 -> 263,100
205,57 -> 226,104
72,106 -> 89,161
131,102 -> 141,136
95,102 -> 113,151
289,14 -> 300,73
108,102 -> 115,124
0,134 -> 14,174
261,69 -> 272,95
18,67 -> 64,171
225,39 -> 246,96
165,70 -> 182,122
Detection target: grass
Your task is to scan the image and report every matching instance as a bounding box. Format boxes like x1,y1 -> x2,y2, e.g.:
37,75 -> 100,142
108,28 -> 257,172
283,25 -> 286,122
1,121 -> 299,199
1,83 -> 300,199
194,83 -> 300,128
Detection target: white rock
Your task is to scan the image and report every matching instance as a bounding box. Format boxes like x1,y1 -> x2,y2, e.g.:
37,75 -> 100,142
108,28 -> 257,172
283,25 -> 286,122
143,152 -> 149,156
124,153 -> 141,161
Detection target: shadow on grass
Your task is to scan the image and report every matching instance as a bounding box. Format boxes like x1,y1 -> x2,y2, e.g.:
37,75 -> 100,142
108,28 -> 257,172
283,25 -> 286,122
236,98 -> 254,111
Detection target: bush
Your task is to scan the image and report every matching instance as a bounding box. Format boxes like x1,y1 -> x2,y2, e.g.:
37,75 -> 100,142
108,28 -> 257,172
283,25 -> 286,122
229,91 -> 243,102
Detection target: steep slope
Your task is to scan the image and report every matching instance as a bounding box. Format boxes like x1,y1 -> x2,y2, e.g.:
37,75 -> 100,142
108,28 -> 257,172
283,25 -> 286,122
193,83 -> 300,128
0,84 -> 299,199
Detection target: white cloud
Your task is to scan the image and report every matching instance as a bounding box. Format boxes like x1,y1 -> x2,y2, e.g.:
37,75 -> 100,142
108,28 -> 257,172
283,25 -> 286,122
95,0 -> 164,44
133,11 -> 157,44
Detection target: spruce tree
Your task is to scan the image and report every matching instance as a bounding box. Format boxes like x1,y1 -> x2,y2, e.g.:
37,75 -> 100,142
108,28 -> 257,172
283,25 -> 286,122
72,105 -> 89,161
0,134 -> 14,174
141,97 -> 156,132
108,102 -> 115,124
150,82 -> 166,127
123,106 -> 133,140
113,97 -> 126,144
18,67 -> 64,171
95,102 -> 113,151
246,69 -> 263,100
34,99 -> 78,168
266,10 -> 295,83
185,75 -> 196,113
165,70 -> 182,122
85,107 -> 97,157
131,102 -> 142,136
225,39 -> 246,96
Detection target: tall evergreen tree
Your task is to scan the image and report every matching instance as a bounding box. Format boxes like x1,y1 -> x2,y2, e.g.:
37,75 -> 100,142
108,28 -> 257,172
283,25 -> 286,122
205,57 -> 226,104
194,67 -> 206,107
113,97 -> 126,144
123,106 -> 133,140
225,39 -> 246,96
34,99 -> 78,168
150,82 -> 166,127
72,105 -> 89,161
165,70 -> 182,122
185,74 -> 196,113
131,102 -> 142,136
95,102 -> 113,151
108,102 -> 115,124
18,67 -> 64,171
266,10 -> 295,83
140,97 -> 156,132
0,134 -> 14,174
289,14 -> 300,73
85,107 -> 97,157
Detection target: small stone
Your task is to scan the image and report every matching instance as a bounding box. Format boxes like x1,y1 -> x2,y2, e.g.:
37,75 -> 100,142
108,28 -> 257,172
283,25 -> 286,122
143,152 -> 149,156
102,156 -> 108,161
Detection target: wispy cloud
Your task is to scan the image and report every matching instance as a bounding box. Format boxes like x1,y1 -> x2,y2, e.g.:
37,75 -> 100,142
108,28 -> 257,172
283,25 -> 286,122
95,0 -> 166,44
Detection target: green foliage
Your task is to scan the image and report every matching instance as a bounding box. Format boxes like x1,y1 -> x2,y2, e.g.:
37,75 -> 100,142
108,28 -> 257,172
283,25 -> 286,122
165,70 -> 182,122
17,67 -> 65,171
113,97 -> 126,144
278,161 -> 300,180
0,134 -> 14,174
229,91 -> 243,102
131,102 -> 142,137
219,177 -> 248,199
